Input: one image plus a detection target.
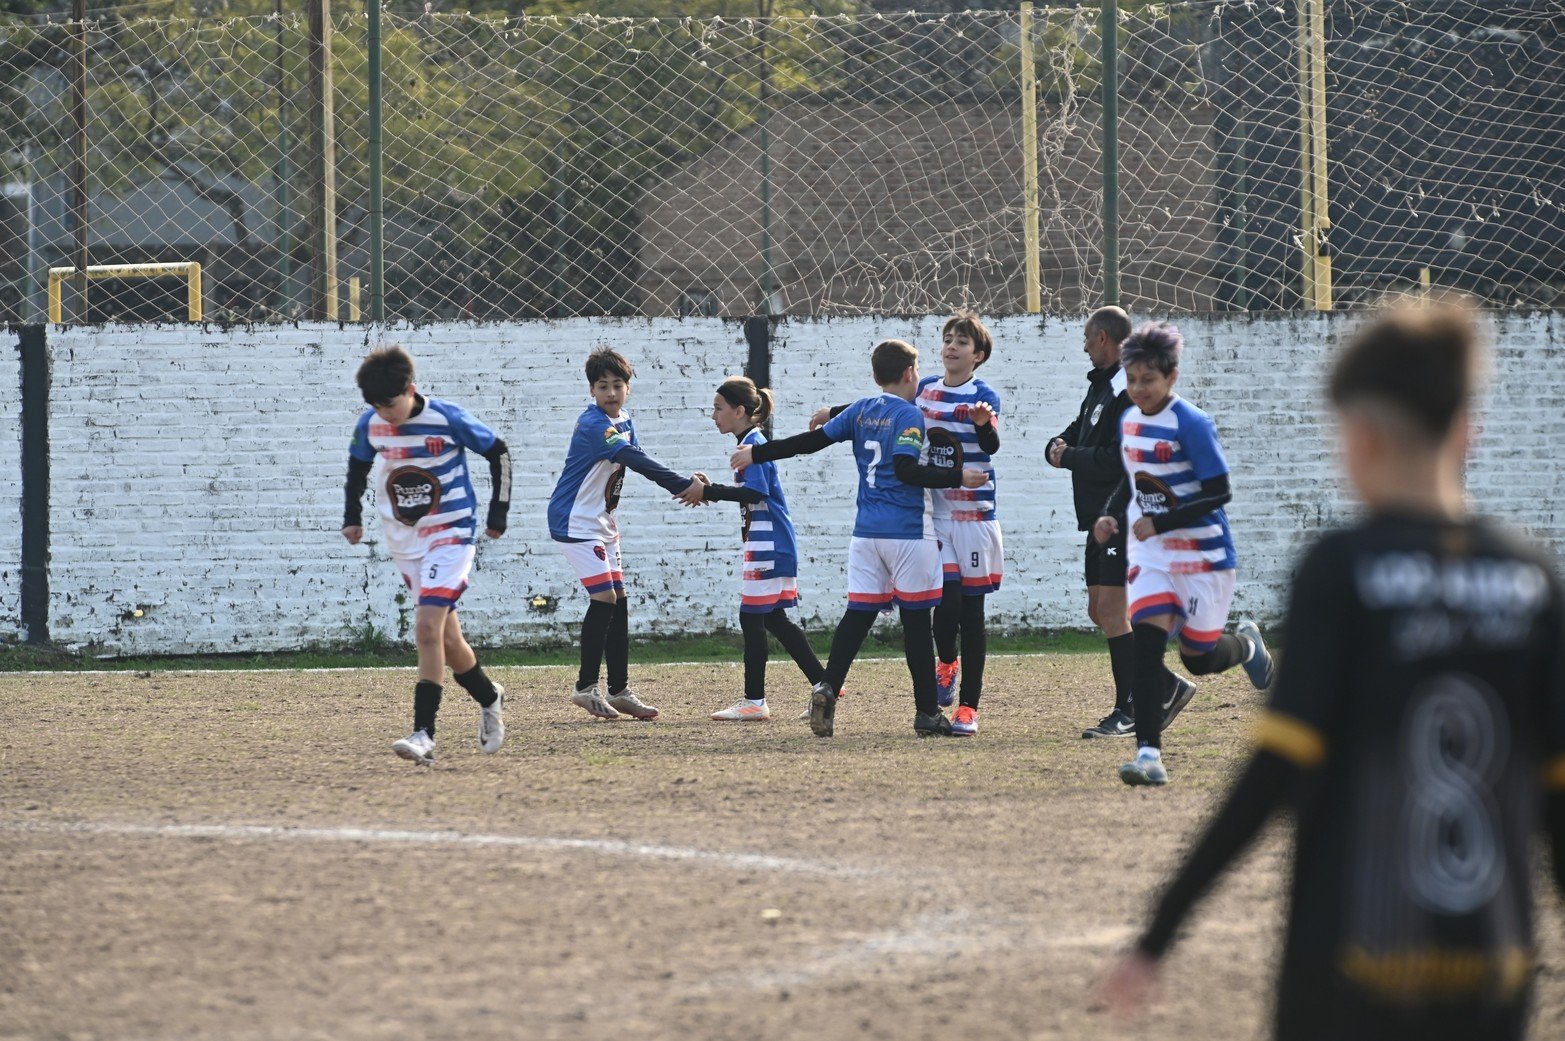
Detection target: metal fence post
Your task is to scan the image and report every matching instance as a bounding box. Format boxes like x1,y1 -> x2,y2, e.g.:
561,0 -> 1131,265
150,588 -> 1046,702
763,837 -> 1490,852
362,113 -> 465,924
1101,0 -> 1120,307
1020,3 -> 1040,314
368,0 -> 385,324
70,0 -> 89,324
19,325 -> 51,644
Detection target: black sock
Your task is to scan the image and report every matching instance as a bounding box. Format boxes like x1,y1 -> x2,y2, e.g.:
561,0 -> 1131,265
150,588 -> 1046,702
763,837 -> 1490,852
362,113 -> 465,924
606,597 -> 630,694
957,594 -> 987,709
1107,632 -> 1136,715
740,611 -> 769,701
413,679 -> 443,737
1180,633 -> 1248,676
933,579 -> 962,663
901,606 -> 938,717
822,609 -> 877,693
1131,623 -> 1172,749
577,600 -> 614,691
764,608 -> 825,685
452,664 -> 498,708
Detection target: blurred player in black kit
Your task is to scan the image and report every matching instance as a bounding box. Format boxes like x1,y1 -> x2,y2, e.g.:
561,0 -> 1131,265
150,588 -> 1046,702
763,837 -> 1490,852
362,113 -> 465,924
1103,304 -> 1565,1040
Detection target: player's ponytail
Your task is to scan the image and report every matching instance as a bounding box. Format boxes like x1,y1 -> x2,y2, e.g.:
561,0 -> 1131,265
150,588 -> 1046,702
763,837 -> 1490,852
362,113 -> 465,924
717,376 -> 771,428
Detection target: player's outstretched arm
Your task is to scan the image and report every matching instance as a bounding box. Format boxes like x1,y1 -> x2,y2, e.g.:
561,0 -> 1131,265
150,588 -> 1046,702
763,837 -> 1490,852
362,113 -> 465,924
479,438 -> 511,537
700,483 -> 765,505
612,441 -> 698,497
891,453 -> 975,489
738,428 -> 834,468
343,455 -> 372,542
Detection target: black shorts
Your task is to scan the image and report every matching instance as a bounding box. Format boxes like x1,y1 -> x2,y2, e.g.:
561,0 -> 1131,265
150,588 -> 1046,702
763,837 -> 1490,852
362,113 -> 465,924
1084,528 -> 1127,588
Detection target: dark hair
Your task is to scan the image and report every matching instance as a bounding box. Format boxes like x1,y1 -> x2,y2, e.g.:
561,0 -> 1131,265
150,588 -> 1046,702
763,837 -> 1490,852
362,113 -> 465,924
357,345 -> 415,405
942,312 -> 994,367
585,347 -> 635,385
716,375 -> 774,428
1086,305 -> 1132,347
871,339 -> 918,386
1119,321 -> 1182,376
1330,305 -> 1480,443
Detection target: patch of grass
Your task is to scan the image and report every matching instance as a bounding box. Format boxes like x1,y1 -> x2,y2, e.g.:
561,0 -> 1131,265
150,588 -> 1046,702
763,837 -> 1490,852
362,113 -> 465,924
0,627 -> 1119,674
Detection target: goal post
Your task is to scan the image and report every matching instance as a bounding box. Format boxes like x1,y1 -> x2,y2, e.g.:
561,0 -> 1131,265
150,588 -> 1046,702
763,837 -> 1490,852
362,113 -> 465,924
47,262 -> 203,323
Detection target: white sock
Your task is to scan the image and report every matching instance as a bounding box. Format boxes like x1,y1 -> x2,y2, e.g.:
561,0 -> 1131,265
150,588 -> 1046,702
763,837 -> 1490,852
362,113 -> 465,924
1137,745 -> 1162,762
745,697 -> 766,705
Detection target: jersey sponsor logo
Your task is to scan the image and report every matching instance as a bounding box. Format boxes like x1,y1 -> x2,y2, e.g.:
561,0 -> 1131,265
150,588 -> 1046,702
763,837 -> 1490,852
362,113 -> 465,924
425,436 -> 447,456
605,463 -> 626,512
896,425 -> 924,449
386,465 -> 441,525
1154,440 -> 1174,464
926,427 -> 963,470
1134,471 -> 1179,515
603,426 -> 628,447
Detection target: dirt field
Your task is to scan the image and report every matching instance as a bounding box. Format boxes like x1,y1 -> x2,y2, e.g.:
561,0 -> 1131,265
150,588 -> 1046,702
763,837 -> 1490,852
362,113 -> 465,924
3,654 -> 1563,1041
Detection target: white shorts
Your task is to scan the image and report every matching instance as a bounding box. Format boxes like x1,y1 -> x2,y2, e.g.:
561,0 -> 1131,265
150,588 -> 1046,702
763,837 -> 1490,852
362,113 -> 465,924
741,574 -> 799,614
935,518 -> 1003,596
557,538 -> 624,597
847,536 -> 942,612
1127,564 -> 1237,654
393,541 -> 477,610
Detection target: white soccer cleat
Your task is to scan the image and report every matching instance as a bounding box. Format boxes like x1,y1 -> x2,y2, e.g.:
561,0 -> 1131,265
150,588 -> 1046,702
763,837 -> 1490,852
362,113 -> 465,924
711,698 -> 770,721
479,683 -> 506,753
392,729 -> 436,766
606,688 -> 659,720
571,685 -> 621,720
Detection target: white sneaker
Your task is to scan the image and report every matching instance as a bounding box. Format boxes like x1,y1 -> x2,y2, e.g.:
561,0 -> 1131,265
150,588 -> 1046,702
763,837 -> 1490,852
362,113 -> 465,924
479,683 -> 505,753
392,729 -> 436,765
711,698 -> 769,721
607,688 -> 659,720
1118,748 -> 1169,787
798,705 -> 812,720
571,685 -> 621,720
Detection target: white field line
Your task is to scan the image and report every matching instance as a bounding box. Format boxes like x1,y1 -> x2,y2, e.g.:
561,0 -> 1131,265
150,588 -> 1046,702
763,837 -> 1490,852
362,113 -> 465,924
0,652 -> 1066,679
0,819 -> 886,880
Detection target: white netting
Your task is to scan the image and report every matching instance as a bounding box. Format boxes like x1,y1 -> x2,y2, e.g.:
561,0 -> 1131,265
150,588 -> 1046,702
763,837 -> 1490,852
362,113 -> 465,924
2,3 -> 1564,322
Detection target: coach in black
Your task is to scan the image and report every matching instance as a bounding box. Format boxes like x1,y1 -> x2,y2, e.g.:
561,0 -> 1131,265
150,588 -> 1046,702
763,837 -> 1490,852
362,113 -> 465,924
1047,305 -> 1137,737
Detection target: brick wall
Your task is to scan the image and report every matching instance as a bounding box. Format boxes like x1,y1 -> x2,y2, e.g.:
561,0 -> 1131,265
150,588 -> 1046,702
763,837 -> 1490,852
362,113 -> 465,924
27,312 -> 1565,654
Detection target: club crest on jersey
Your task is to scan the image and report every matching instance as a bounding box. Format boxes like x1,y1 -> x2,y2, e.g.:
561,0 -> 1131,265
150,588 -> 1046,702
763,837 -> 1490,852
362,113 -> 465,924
926,427 -> 963,470
593,544 -> 607,561
424,436 -> 447,456
1154,441 -> 1174,464
896,426 -> 924,449
1127,565 -> 1140,583
953,403 -> 970,422
1134,471 -> 1179,515
1090,403 -> 1104,425
386,465 -> 441,525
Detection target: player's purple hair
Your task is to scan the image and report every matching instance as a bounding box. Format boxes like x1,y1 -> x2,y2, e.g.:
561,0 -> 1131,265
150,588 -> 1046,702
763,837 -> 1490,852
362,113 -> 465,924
1119,321 -> 1183,376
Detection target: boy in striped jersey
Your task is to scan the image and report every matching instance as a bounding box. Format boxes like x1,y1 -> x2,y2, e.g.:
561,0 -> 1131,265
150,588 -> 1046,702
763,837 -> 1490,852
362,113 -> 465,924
916,313 -> 1002,735
1093,322 -> 1273,786
548,347 -> 704,722
342,346 -> 511,765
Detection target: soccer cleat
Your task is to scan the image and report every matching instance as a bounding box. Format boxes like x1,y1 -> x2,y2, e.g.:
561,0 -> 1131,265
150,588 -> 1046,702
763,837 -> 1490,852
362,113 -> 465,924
808,680 -> 837,737
951,705 -> 978,736
1081,708 -> 1136,739
1236,619 -> 1276,690
712,698 -> 770,721
478,683 -> 506,754
607,689 -> 659,720
571,685 -> 622,720
391,729 -> 436,766
1118,748 -> 1169,787
1161,676 -> 1198,730
914,710 -> 954,737
936,658 -> 960,708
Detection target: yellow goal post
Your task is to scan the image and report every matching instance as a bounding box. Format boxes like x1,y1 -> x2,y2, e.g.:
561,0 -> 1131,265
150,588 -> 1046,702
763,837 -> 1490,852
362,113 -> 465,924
47,262 -> 203,323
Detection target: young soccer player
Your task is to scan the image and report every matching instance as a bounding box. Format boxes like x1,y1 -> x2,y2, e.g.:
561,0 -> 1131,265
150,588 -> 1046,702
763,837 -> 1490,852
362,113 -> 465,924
1103,305 -> 1565,1041
548,347 -> 702,722
916,313 -> 1002,736
675,376 -> 827,721
341,346 -> 511,765
1092,322 -> 1273,786
731,339 -> 988,738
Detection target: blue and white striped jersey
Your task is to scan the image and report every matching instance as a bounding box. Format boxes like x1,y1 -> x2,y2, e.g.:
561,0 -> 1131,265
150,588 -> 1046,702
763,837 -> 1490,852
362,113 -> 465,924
1119,395 -> 1237,573
348,397 -> 498,558
735,427 -> 799,580
916,374 -> 1002,523
548,404 -> 635,543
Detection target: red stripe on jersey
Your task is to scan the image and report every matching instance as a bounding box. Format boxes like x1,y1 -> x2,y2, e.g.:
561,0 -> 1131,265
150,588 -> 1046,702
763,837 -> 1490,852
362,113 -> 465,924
741,591 -> 798,607
1130,592 -> 1183,616
1180,626 -> 1223,651
894,586 -> 944,606
848,591 -> 894,605
962,573 -> 1003,588
1170,560 -> 1218,574
948,509 -> 991,521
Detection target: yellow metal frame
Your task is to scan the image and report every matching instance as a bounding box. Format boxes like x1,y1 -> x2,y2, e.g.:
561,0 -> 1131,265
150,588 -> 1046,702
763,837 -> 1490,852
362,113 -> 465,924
1019,2 -> 1041,314
48,262 -> 203,323
1297,0 -> 1332,310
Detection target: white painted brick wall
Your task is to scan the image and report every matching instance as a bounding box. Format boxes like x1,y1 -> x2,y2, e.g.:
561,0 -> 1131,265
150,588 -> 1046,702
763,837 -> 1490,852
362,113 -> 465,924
37,312 -> 1565,655
0,330 -> 22,641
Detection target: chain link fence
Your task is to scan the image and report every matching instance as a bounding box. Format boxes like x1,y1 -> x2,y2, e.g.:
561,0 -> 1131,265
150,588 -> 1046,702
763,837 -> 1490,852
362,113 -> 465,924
3,3 -> 1564,323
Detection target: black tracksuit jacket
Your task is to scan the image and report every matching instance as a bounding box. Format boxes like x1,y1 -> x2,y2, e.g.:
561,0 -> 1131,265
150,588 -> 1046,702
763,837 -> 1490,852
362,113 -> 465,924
1054,364 -> 1133,531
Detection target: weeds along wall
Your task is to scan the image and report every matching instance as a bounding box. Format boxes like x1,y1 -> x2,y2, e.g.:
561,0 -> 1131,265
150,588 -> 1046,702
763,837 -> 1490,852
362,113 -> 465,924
16,312 -> 1565,656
